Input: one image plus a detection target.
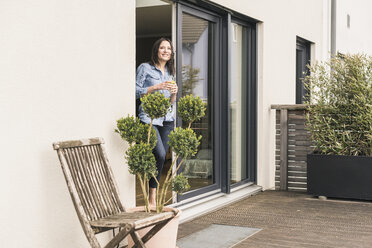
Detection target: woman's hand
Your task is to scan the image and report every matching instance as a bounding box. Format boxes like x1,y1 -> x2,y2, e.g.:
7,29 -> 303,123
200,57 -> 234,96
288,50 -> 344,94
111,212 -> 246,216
156,82 -> 170,91
150,81 -> 177,100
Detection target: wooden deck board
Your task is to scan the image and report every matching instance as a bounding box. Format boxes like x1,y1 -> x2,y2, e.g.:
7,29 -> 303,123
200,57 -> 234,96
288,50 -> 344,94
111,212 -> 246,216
178,191 -> 372,247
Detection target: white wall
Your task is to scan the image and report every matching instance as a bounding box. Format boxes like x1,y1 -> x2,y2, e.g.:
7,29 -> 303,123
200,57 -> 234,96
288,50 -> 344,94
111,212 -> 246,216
0,0 -> 136,247
211,0 -> 328,190
336,0 -> 372,55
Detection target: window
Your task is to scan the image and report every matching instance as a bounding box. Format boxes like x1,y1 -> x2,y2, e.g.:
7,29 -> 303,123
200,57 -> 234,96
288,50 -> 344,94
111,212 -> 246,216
296,37 -> 311,104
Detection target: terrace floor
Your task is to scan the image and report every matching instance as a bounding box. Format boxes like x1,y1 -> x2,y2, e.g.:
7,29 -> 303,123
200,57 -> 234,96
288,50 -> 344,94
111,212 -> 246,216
177,190 -> 372,248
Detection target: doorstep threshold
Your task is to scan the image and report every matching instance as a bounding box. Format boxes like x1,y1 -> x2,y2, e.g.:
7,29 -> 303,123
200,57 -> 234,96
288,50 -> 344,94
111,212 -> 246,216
169,184 -> 262,224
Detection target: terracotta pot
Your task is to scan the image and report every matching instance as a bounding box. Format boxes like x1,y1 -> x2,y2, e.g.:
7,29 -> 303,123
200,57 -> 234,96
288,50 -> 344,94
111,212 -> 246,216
127,206 -> 181,248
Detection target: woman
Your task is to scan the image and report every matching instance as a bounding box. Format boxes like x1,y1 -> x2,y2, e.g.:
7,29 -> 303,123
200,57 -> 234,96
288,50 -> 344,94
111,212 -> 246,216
136,38 -> 178,207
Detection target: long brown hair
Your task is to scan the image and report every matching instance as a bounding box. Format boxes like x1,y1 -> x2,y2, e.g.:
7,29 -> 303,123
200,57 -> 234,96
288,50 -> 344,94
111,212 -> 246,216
149,38 -> 175,76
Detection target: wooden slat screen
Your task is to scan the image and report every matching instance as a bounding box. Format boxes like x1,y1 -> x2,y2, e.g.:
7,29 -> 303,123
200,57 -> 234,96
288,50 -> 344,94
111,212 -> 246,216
273,105 -> 314,192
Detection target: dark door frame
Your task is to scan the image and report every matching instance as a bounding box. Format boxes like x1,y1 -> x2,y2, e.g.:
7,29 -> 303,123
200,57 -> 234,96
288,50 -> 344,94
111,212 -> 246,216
176,3 -> 222,201
226,17 -> 257,192
175,0 -> 257,201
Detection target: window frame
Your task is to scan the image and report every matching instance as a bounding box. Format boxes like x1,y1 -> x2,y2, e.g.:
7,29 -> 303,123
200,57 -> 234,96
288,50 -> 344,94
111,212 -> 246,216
296,36 -> 311,104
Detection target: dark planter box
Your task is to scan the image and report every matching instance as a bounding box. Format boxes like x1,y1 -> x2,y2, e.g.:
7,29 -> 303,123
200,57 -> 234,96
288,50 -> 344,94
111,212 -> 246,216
307,153 -> 372,200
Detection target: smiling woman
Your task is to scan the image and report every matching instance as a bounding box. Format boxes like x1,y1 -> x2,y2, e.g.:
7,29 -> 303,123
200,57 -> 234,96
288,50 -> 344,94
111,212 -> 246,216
136,37 -> 178,207
136,0 -> 174,207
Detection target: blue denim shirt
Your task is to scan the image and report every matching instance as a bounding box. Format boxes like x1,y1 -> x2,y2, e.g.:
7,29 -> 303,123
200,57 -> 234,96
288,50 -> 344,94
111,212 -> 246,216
136,63 -> 175,126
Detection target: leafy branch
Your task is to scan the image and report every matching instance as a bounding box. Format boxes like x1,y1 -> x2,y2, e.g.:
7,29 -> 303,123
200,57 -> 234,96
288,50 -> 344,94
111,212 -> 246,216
304,53 -> 372,156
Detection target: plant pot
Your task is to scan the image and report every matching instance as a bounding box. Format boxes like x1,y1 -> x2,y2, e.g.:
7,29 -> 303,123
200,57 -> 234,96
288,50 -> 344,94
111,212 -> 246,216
307,153 -> 372,200
127,206 -> 181,248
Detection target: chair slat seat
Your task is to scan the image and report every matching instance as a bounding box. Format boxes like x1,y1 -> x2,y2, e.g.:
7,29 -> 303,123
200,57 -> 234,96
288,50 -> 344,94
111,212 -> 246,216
53,137 -> 177,248
90,211 -> 175,230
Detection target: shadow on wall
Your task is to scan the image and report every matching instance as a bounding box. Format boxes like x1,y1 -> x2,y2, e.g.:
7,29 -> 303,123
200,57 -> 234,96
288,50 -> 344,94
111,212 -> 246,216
42,150 -> 86,246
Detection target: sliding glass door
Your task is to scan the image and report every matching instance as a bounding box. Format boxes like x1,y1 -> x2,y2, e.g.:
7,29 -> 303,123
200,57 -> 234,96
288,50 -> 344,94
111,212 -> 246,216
174,2 -> 257,201
228,19 -> 256,188
176,4 -> 221,200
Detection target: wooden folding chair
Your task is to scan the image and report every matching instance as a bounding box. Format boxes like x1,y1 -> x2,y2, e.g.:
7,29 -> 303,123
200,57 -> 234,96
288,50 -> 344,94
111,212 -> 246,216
53,137 -> 177,248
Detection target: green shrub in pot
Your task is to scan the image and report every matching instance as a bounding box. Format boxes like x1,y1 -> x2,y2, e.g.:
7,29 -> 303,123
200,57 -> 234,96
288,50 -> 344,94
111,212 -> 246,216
115,92 -> 206,213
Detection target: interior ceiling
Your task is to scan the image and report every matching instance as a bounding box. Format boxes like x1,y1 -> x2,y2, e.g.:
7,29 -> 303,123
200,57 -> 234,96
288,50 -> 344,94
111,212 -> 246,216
182,13 -> 208,44
136,5 -> 172,37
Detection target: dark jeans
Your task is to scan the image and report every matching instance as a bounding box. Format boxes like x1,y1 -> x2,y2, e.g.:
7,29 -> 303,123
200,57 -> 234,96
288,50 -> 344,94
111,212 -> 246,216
149,121 -> 174,188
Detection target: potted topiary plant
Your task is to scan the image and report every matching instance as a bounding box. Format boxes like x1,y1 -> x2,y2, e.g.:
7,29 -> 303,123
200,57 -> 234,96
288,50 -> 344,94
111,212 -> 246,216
115,91 -> 206,247
304,53 -> 372,200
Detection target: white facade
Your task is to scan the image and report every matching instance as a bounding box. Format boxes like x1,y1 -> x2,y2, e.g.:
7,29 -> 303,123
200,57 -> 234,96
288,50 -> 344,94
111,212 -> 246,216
1,0 -> 370,247
0,1 -> 136,247
336,0 -> 372,55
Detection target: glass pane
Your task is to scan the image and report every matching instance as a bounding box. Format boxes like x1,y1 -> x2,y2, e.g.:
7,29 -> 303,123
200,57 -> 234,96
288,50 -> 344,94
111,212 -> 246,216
230,23 -> 247,184
180,13 -> 214,191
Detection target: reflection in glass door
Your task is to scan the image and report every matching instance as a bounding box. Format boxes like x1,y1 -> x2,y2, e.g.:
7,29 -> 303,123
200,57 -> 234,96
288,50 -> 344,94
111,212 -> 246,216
177,6 -> 220,198
230,22 -> 248,185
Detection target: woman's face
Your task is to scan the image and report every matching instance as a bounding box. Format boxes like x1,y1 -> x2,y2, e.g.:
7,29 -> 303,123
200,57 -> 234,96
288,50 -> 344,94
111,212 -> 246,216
157,40 -> 172,63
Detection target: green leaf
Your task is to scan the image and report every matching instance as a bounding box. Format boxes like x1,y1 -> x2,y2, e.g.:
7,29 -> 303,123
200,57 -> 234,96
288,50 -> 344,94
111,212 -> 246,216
141,92 -> 171,120
125,142 -> 157,177
177,94 -> 206,126
305,53 -> 372,156
168,127 -> 201,158
171,173 -> 190,195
